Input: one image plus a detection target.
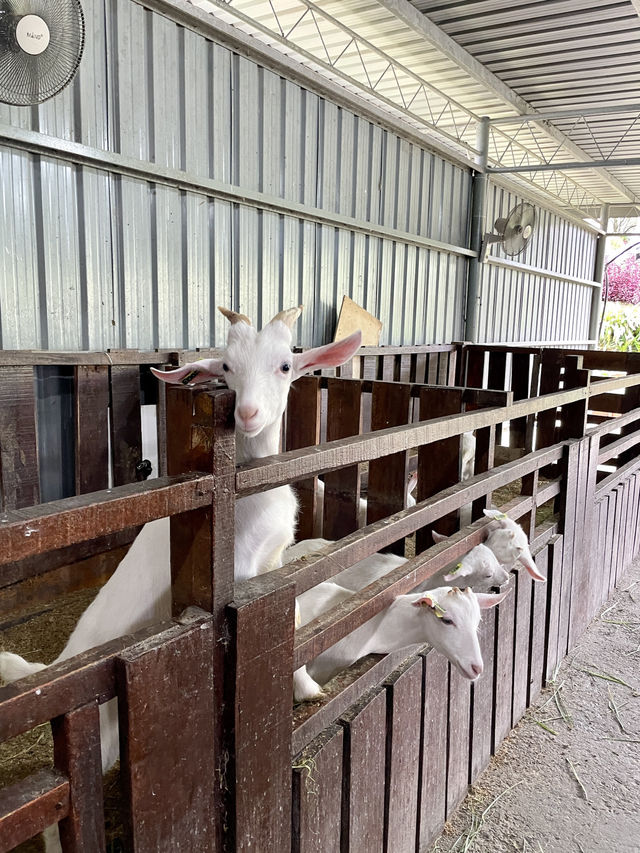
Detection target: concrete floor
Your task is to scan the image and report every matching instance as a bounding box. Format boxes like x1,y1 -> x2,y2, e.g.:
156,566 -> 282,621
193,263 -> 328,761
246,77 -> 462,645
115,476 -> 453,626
429,559 -> 640,853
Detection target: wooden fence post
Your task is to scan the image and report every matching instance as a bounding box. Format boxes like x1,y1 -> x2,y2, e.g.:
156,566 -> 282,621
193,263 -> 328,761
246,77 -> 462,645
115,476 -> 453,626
416,387 -> 464,550
116,610 -> 217,852
323,379 -> 362,539
285,376 -> 321,540
165,385 -> 236,851
229,575 -> 296,853
368,382 -> 412,554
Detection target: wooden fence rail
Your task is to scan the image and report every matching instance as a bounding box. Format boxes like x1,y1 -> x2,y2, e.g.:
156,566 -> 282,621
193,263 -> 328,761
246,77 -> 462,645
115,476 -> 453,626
2,345 -> 640,852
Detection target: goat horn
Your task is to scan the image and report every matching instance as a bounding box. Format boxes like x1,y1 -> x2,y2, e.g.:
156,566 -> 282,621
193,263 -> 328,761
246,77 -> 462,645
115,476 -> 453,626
270,305 -> 303,329
218,306 -> 252,326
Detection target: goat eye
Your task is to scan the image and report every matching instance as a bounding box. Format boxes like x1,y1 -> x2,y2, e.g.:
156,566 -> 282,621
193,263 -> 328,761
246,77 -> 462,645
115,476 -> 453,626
281,362 -> 291,373
441,617 -> 455,626
222,363 -> 229,372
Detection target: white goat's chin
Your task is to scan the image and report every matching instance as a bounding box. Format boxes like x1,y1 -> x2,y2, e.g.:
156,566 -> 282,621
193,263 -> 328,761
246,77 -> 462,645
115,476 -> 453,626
237,420 -> 265,437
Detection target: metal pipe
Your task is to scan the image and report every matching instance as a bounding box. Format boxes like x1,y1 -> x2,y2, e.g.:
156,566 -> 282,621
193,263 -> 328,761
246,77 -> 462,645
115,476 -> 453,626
590,204 -> 610,345
488,104 -> 640,124
464,117 -> 490,343
489,157 -> 640,173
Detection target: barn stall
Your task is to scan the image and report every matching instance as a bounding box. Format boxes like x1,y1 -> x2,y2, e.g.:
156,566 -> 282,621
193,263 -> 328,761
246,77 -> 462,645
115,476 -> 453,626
2,0 -> 640,850
2,344 -> 640,851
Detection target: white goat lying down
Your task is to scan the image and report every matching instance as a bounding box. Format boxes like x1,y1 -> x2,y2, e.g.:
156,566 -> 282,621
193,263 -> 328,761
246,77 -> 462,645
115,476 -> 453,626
293,580 -> 508,702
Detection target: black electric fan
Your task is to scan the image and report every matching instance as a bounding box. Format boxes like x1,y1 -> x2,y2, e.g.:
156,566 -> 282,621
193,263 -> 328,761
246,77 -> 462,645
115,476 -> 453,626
0,0 -> 84,105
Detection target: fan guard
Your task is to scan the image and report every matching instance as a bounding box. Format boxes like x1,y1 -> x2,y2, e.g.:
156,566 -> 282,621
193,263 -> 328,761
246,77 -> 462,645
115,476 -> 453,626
0,0 -> 85,106
481,202 -> 537,261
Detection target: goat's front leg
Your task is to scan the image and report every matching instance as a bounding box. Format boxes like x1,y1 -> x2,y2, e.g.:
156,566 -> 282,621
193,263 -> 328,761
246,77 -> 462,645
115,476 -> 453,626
293,666 -> 325,703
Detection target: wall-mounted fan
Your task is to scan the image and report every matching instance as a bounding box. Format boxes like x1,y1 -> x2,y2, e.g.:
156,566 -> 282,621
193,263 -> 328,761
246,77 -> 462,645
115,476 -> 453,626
0,0 -> 85,105
481,202 -> 536,262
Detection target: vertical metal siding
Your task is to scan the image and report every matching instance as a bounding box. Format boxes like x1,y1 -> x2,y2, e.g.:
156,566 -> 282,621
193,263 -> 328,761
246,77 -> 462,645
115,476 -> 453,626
0,0 -> 592,352
477,181 -> 598,342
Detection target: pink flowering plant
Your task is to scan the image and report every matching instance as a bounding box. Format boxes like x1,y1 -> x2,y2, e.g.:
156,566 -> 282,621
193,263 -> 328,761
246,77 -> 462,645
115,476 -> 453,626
602,256 -> 640,304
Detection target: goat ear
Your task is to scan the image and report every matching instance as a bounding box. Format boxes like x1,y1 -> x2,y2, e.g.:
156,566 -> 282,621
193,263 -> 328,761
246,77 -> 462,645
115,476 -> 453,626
413,595 -> 446,617
292,331 -> 362,376
443,562 -> 468,582
518,550 -> 546,582
483,508 -> 509,527
432,530 -> 448,544
151,359 -> 225,386
475,589 -> 511,609
407,471 -> 418,496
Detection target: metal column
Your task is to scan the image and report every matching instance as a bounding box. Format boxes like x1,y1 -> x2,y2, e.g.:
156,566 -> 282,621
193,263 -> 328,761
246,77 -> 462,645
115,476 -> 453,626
589,204 -> 609,345
464,116 -> 490,342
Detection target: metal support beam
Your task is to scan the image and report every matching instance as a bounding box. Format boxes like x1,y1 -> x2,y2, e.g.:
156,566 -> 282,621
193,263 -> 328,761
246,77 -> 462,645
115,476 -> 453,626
589,204 -> 610,346
489,104 -> 640,124
465,117 -> 490,343
490,157 -> 640,174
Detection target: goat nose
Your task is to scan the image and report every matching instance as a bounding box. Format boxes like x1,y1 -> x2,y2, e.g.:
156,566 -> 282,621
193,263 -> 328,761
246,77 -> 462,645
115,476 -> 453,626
471,662 -> 483,677
237,405 -> 259,423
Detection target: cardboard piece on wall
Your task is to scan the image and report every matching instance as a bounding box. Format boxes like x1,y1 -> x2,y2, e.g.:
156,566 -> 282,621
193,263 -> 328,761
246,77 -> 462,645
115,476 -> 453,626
334,295 -> 382,345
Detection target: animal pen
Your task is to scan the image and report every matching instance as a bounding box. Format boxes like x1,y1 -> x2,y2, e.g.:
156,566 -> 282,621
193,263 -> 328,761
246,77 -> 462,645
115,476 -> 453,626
1,343 -> 640,852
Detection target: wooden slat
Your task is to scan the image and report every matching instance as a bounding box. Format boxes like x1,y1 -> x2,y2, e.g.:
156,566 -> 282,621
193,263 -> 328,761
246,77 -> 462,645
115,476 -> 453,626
0,530 -> 134,596
470,604 -> 496,782
286,377 -> 321,540
109,366 -> 143,486
0,617 -> 196,743
0,350 -> 182,366
74,365 -> 110,495
52,701 -> 106,852
543,536 -> 564,684
493,576 -> 516,751
589,392 -> 626,414
446,665 -> 471,817
291,648 -> 419,756
292,725 -> 343,853
236,375 -> 640,496
529,550 -> 548,706
558,358 -> 590,441
471,423 -> 496,521
0,769 -> 69,853
0,365 -> 39,510
416,388 -> 464,549
340,689 -> 387,853
383,658 -> 422,853
558,441 -> 580,658
231,577 -> 296,853
568,438 -> 591,648
166,387 -> 236,852
416,650 -> 448,849
0,474 -> 212,566
510,352 -> 530,449
323,378 -> 362,540
488,351 -> 507,450
117,611 -> 216,852
367,382 -> 412,554
512,569 -> 532,726
536,353 -> 562,451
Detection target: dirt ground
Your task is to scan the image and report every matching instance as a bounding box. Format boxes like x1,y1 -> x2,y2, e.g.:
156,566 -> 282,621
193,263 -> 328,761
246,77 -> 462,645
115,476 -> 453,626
429,559 -> 640,853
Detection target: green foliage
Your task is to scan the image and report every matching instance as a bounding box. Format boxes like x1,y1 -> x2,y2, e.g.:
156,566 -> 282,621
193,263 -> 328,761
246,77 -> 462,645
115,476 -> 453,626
599,303 -> 640,352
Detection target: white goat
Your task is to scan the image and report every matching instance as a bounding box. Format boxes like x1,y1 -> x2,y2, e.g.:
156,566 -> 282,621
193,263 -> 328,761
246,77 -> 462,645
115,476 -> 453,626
293,581 -> 508,701
0,308 -> 361,852
482,508 -> 545,581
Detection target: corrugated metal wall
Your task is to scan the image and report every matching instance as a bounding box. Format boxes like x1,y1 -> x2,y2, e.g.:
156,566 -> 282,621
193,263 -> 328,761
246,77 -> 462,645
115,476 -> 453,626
0,0 -> 599,351
0,0 -> 471,351
478,182 -> 597,343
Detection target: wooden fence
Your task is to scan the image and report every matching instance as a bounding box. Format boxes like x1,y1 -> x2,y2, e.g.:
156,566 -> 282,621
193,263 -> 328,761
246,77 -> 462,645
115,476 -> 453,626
1,345 -> 640,852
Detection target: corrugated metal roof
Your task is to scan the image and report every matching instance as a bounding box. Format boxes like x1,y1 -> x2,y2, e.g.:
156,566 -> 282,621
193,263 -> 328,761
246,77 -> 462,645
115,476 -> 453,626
196,0 -> 640,214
